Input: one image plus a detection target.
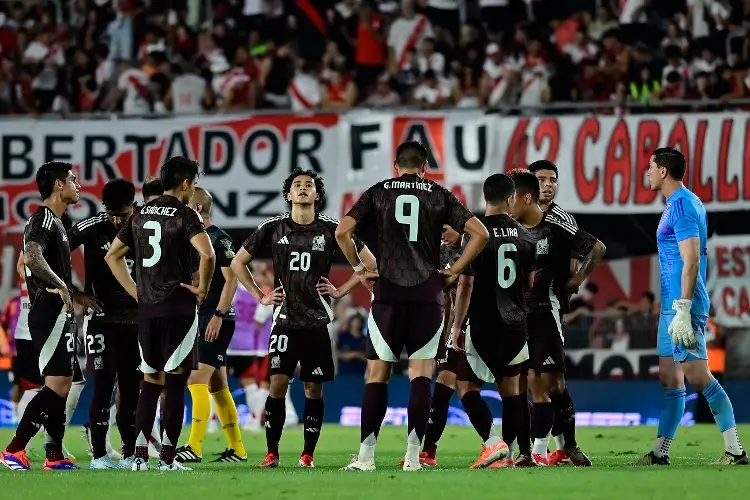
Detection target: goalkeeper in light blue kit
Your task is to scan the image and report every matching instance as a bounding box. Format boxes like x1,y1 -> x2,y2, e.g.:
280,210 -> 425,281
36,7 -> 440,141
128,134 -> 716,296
634,147 -> 747,466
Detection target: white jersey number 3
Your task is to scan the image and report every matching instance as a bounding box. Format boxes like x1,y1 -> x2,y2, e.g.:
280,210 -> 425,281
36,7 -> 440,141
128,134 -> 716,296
142,220 -> 162,267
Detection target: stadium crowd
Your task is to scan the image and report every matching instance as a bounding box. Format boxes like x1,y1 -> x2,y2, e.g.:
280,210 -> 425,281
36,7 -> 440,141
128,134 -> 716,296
0,0 -> 749,115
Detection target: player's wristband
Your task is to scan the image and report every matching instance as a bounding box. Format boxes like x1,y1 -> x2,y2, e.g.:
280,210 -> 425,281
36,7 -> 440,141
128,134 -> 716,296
672,299 -> 692,313
214,309 -> 227,318
352,262 -> 365,273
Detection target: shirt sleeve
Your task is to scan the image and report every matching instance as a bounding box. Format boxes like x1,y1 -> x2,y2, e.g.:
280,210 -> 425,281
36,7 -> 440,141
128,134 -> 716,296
242,218 -> 275,256
551,217 -> 597,258
116,216 -> 135,249
215,235 -> 236,268
184,209 -> 206,241
25,211 -> 54,251
670,198 -> 700,242
67,217 -> 95,251
445,189 -> 474,233
346,187 -> 375,227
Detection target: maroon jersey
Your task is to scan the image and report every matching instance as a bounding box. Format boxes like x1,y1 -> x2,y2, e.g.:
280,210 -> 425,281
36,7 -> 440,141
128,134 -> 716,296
242,213 -> 364,330
117,195 -> 205,318
347,174 -> 474,293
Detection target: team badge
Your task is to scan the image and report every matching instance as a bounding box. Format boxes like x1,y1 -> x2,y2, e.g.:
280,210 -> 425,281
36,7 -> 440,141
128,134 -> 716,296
220,239 -> 235,259
312,234 -> 325,252
271,356 -> 281,369
536,237 -> 549,255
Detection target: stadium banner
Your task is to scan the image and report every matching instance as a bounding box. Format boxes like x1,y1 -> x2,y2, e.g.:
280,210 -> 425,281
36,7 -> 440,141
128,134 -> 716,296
707,234 -> 750,327
566,349 -> 659,379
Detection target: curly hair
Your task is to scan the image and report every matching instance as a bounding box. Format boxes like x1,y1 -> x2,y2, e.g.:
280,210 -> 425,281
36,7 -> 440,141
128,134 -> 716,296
282,168 -> 325,209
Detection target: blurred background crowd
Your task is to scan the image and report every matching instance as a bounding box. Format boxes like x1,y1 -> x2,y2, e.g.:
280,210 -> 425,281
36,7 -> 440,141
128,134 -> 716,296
1,0 -> 750,115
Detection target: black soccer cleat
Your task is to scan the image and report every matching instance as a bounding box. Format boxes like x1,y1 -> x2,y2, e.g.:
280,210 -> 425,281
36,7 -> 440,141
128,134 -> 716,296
630,451 -> 670,466
174,445 -> 202,463
212,448 -> 248,463
713,451 -> 749,466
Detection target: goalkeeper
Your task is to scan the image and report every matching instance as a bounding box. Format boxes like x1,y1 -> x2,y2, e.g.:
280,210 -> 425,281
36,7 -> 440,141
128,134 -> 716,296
634,147 -> 747,466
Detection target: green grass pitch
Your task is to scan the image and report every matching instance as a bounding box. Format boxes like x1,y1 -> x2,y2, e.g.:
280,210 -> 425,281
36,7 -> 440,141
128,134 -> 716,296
1,424 -> 748,500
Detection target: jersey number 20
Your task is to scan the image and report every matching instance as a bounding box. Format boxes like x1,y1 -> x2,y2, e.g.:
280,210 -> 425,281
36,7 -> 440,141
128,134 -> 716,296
142,221 -> 162,267
497,243 -> 517,289
395,194 -> 419,242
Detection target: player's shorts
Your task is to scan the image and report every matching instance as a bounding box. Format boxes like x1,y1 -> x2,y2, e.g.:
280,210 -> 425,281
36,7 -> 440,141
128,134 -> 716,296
12,339 -> 43,389
228,355 -> 270,382
436,329 -> 459,373
268,324 -> 334,382
197,314 -> 235,368
138,314 -> 198,374
29,310 -> 76,377
83,314 -> 140,377
527,310 -> 565,373
657,312 -> 708,362
457,319 -> 529,384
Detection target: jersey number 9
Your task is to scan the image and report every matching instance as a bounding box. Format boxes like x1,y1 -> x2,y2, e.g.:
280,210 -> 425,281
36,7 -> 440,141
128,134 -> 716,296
395,194 -> 419,242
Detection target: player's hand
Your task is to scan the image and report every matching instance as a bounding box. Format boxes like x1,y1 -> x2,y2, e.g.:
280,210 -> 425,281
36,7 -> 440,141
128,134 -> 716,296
668,299 -> 698,349
317,278 -> 342,298
72,291 -> 103,314
47,286 -> 73,313
565,278 -> 582,294
205,315 -> 222,342
439,268 -> 459,288
452,329 -> 466,352
180,283 -> 207,304
442,225 -> 461,247
356,270 -> 379,291
261,286 -> 285,306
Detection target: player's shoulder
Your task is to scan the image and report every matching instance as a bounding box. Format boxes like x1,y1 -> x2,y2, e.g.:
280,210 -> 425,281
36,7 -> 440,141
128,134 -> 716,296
257,212 -> 290,231
670,188 -> 704,216
543,209 -> 578,235
72,212 -> 109,232
547,202 -> 578,228
317,213 -> 340,230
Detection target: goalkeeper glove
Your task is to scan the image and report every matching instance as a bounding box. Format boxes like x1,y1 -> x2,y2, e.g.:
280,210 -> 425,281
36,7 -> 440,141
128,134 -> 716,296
668,299 -> 697,349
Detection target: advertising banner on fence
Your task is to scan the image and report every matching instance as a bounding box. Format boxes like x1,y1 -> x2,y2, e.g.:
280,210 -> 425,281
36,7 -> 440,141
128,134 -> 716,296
708,234 -> 750,327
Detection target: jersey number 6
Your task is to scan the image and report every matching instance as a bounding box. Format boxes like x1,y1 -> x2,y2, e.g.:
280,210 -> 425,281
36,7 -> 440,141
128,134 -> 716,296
497,243 -> 517,289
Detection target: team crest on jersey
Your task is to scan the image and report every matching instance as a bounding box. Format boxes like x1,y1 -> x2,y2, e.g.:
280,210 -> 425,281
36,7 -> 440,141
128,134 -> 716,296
101,242 -> 110,251
312,234 -> 325,252
536,238 -> 549,255
220,239 -> 235,259
94,356 -> 103,370
271,356 -> 280,369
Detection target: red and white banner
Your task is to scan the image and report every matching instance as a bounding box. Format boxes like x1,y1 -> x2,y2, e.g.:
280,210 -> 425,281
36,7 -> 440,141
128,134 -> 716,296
708,235 -> 750,327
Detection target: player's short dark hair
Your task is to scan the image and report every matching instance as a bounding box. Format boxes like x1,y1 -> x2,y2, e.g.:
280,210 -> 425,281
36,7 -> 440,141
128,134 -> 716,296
508,168 -> 540,201
36,162 -> 73,200
652,147 -> 686,180
483,173 -> 515,204
142,177 -> 163,200
102,179 -> 135,210
528,160 -> 558,177
282,168 -> 325,209
395,141 -> 428,170
160,156 -> 201,191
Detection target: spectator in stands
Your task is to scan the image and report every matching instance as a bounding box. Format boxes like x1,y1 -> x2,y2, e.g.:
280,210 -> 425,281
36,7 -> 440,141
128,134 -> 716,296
625,291 -> 658,349
336,313 -> 367,375
364,72 -> 401,107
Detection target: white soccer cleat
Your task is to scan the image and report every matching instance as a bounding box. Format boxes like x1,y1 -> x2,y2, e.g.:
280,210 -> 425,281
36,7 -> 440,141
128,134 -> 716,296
62,442 -> 76,460
89,456 -> 120,470
158,460 -> 192,471
340,456 -> 376,472
131,457 -> 150,471
119,456 -> 136,469
106,446 -> 122,461
402,460 -> 423,472
148,443 -> 161,459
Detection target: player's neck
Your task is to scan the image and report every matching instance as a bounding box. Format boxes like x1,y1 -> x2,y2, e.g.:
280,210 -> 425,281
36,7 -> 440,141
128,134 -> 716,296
43,197 -> 67,218
397,168 -> 423,178
485,204 -> 509,217
539,201 -> 550,212
522,206 -> 544,228
660,180 -> 684,200
291,205 -> 316,225
202,216 -> 213,228
164,190 -> 184,202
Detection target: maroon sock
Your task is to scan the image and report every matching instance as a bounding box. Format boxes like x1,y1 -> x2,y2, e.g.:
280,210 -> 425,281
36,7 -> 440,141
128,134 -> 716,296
550,388 -> 577,448
360,383 -> 388,443
460,390 -> 494,442
89,372 -> 116,459
302,397 -> 324,456
532,402 -> 555,442
134,381 -> 163,461
160,373 -> 188,464
8,387 -> 63,453
407,377 -> 432,445
116,372 -> 140,458
423,382 -> 455,458
501,395 -> 524,451
264,396 -> 286,455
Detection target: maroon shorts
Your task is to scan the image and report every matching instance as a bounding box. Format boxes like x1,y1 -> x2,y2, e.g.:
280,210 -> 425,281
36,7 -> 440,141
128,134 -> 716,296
436,338 -> 459,374
84,315 -> 140,377
267,324 -> 334,382
138,314 -> 198,374
457,317 -> 528,383
527,310 -> 565,373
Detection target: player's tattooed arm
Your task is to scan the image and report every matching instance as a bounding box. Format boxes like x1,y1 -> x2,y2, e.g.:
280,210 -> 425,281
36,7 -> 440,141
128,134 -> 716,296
24,242 -> 73,311
105,237 -> 138,301
450,274 -> 474,351
677,237 -> 700,300
568,240 -> 607,292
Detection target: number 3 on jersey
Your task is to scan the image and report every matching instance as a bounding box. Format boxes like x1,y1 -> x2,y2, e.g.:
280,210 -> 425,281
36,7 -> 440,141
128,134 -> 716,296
395,194 -> 419,242
142,220 -> 162,267
497,243 -> 517,289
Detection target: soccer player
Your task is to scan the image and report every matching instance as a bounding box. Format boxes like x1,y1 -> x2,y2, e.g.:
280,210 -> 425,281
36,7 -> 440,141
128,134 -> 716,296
634,147 -> 747,466
337,141 -> 489,472
1,162 -> 81,471
67,179 -> 141,469
509,169 -> 606,466
175,187 -> 247,463
450,173 -> 537,469
105,156 -> 216,471
231,168 -> 376,468
529,159 -> 585,465
142,176 -> 163,203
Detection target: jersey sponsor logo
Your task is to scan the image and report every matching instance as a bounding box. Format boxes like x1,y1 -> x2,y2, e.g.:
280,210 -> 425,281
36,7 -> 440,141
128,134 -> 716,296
312,234 -> 325,251
536,237 -> 549,255
277,236 -> 290,245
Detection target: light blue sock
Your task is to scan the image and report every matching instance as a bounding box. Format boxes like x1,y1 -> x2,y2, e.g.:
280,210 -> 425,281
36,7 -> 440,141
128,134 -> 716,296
702,380 -> 736,432
657,388 -> 686,439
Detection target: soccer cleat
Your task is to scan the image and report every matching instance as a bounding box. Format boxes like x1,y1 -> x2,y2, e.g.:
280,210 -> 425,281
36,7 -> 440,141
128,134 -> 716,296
89,456 -> 120,470
713,451 -> 749,465
514,455 -> 539,467
563,446 -> 592,467
256,452 -> 279,468
158,459 -> 192,471
488,457 -> 515,468
1,449 -> 32,471
469,441 -> 510,470
402,459 -> 423,471
398,451 -> 437,467
43,457 -> 79,470
212,448 -> 248,463
299,454 -> 315,468
131,457 -> 150,471
531,453 -> 549,465
175,445 -> 202,463
630,451 -> 670,466
548,450 -> 572,466
106,443 -> 122,461
148,443 -> 161,459
340,456 -> 376,471
119,456 -> 136,469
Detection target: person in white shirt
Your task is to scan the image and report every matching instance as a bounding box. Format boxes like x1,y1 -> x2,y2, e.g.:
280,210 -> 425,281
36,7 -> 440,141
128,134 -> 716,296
662,45 -> 691,86
480,42 -> 521,107
692,47 -> 721,75
618,0 -> 648,24
166,65 -> 213,114
288,60 -> 322,111
111,60 -> 152,115
562,29 -> 600,65
518,40 -> 550,110
211,56 -> 253,110
387,0 -> 435,75
363,73 -> 402,107
411,69 -> 450,108
417,37 -> 445,76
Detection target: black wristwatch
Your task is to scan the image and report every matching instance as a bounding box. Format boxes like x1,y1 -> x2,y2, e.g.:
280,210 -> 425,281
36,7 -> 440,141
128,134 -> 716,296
213,310 -> 227,318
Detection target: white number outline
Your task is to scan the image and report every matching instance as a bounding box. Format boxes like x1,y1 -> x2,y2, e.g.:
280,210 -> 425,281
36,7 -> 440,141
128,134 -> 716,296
497,243 -> 518,289
86,333 -> 106,355
289,251 -> 311,271
142,220 -> 162,268
395,194 -> 420,242
269,334 -> 289,353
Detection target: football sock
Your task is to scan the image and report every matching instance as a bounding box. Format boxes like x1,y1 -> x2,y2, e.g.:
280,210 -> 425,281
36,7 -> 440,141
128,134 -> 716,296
302,397 -> 325,456
531,402 -> 555,455
285,386 -> 299,425
187,384 -> 210,456
264,396 -> 286,455
461,390 -> 500,446
161,373 -> 188,464
702,380 -> 744,455
423,382 -> 455,458
243,383 -> 258,423
45,389 -> 67,461
501,394 -> 524,452
359,382 -> 388,461
212,387 -> 246,457
518,399 -> 532,456
550,388 -> 577,448
407,377 -> 432,444
652,436 -> 672,458
65,382 -> 84,429
89,372 -> 117,459
134,381 -> 163,461
657,388 -> 686,440
8,387 -> 62,454
117,372 -> 139,458
254,387 -> 270,425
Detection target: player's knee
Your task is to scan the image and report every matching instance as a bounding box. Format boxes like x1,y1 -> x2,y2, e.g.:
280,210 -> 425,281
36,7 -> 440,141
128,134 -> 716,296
269,376 -> 289,398
46,376 -> 73,398
681,361 -> 714,391
366,360 -> 391,383
457,381 -> 479,399
208,368 -> 228,393
435,371 -> 456,388
545,374 -> 566,396
304,382 -> 323,399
